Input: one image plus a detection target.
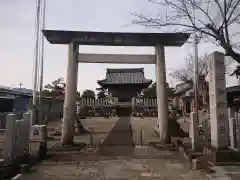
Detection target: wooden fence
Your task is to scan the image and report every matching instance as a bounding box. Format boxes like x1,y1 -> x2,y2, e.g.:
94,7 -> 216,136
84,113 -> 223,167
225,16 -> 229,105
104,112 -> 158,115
78,97 -> 158,117
132,98 -> 158,117
0,97 -> 161,128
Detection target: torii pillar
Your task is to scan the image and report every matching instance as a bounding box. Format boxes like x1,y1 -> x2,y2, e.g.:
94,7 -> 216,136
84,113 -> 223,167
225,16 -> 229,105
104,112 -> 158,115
42,30 -> 190,146
155,45 -> 169,143
61,42 -> 79,145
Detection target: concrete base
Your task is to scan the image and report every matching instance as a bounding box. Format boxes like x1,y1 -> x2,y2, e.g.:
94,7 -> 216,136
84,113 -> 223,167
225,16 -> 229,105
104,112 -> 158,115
191,159 -> 201,170
153,117 -> 188,139
204,146 -> 240,165
176,143 -> 203,161
170,140 -> 215,173
177,145 -> 216,173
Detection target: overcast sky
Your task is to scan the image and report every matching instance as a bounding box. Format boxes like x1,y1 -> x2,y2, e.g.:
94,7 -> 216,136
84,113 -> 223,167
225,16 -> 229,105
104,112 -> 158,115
0,0 -> 238,93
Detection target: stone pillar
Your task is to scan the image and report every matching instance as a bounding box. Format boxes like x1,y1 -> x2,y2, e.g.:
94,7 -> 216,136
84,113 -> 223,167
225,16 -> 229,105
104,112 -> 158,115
155,45 -> 169,143
61,42 -> 79,145
228,108 -> 237,149
4,113 -> 17,164
15,119 -> 25,158
208,51 -> 229,149
23,112 -> 31,154
203,116 -> 210,145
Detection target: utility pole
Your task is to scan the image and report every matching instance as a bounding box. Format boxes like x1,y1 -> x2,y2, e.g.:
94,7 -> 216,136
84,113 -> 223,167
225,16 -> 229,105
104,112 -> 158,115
193,0 -> 199,121
32,0 -> 41,125
38,0 -> 46,124
193,34 -> 199,118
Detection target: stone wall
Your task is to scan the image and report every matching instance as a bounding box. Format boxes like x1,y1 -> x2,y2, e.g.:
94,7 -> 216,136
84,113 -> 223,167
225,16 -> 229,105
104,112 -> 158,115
3,112 -> 31,165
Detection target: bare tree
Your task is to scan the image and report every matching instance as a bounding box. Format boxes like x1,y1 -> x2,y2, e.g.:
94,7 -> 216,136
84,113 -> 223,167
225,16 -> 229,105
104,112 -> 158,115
132,0 -> 240,64
169,53 -> 233,82
169,54 -> 208,82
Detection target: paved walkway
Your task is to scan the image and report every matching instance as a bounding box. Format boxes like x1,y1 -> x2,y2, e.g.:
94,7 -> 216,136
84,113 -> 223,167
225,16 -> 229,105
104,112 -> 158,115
98,116 -> 134,156
21,117 -> 211,180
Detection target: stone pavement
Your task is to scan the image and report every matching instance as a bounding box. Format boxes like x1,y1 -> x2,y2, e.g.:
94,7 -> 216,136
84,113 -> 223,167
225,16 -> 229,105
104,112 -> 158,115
208,166 -> 240,180
176,117 -> 240,180
98,116 -> 134,156
21,117 -> 211,180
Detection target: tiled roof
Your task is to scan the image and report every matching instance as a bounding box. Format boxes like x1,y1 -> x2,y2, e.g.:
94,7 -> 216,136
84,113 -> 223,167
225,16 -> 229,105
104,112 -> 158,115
173,81 -> 193,95
98,68 -> 152,85
0,87 -> 63,100
226,85 -> 240,106
226,85 -> 240,93
0,87 -> 31,97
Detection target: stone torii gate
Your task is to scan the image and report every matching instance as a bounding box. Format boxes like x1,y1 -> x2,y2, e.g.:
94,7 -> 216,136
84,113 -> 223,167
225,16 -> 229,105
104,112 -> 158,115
42,30 -> 190,145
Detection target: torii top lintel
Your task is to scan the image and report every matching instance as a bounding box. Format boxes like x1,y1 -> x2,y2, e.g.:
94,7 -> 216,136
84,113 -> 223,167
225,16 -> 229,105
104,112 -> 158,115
42,30 -> 190,46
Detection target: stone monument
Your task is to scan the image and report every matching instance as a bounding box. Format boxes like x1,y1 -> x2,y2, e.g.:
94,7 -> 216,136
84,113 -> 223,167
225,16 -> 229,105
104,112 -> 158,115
204,51 -> 240,164
208,51 -> 229,149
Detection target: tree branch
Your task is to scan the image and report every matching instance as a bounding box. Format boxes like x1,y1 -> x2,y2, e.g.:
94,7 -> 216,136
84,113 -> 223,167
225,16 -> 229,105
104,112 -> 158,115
213,0 -> 225,18
226,0 -> 240,23
169,53 -> 208,82
131,0 -> 240,64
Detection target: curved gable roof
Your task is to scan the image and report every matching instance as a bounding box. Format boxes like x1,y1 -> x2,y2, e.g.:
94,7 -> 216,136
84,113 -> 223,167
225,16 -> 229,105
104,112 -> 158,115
98,68 -> 152,86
